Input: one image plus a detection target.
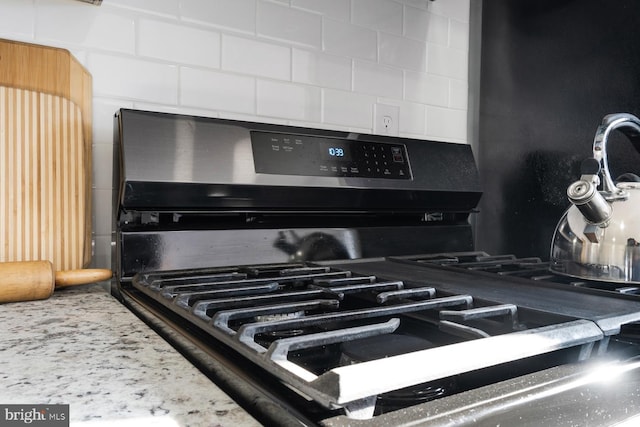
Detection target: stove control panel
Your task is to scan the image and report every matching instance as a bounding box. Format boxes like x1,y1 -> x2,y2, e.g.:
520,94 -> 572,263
251,131 -> 412,180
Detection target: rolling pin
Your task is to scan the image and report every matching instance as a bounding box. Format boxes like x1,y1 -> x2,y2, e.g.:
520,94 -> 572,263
0,260 -> 112,303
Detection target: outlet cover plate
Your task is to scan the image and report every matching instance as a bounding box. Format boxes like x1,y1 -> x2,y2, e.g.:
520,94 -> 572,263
374,103 -> 399,136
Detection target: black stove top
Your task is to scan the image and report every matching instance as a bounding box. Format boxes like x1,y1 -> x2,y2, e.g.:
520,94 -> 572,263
399,251 -> 640,297
122,254 -> 640,425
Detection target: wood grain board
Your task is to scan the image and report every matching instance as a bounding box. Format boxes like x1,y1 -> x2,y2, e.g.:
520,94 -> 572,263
1,87 -> 89,271
0,39 -> 92,148
0,39 -> 93,271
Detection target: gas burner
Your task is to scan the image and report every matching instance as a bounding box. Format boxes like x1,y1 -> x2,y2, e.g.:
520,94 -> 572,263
255,310 -> 308,344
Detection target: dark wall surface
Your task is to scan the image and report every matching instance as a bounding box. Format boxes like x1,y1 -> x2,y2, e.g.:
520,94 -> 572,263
476,0 -> 640,259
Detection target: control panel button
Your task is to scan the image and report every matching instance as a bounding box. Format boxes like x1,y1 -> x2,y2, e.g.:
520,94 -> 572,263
391,147 -> 404,163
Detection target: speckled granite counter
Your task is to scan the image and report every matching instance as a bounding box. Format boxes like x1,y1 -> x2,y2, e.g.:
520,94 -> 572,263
0,283 -> 262,427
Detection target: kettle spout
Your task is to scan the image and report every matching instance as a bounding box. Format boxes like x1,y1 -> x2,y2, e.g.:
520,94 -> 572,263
566,157 -> 612,233
566,179 -> 612,227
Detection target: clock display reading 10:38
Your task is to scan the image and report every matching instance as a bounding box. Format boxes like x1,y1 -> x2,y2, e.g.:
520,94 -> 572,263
319,140 -> 351,161
328,147 -> 345,157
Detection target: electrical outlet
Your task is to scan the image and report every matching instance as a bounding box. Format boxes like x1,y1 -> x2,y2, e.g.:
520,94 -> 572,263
374,103 -> 399,136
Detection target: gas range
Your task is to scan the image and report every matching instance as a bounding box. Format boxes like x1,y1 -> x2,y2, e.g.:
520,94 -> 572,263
112,109 -> 640,426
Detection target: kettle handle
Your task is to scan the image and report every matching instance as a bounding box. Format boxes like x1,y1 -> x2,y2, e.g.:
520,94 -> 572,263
592,113 -> 640,199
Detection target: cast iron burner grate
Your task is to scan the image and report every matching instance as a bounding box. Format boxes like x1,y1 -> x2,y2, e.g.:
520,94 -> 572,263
131,261 -> 605,420
396,251 -> 640,296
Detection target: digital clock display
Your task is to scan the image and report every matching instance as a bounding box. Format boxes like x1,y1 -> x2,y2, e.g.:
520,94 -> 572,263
328,147 -> 345,157
320,141 -> 351,161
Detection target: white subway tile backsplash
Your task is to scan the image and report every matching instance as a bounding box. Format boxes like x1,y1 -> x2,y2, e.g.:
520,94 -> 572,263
428,43 -> 468,80
180,0 -> 256,34
397,0 -> 429,10
180,67 -> 255,113
405,9 -> 449,46
92,143 -> 113,191
92,188 -> 112,236
450,19 -> 469,51
89,53 -> 179,104
37,0 -> 135,54
257,80 -> 321,121
427,12 -> 449,46
288,120 -> 351,132
323,89 -> 375,129
291,0 -> 349,21
323,19 -> 377,60
379,32 -> 426,72
353,60 -> 403,99
403,6 -> 428,41
222,35 -> 290,79
352,0 -> 402,35
106,0 -> 179,18
449,79 -> 468,110
220,111 -> 287,125
426,105 -> 467,141
405,71 -> 448,106
292,49 -> 351,90
0,0 -> 34,39
92,98 -> 132,146
257,1 -> 322,48
429,0 -> 470,24
398,101 -> 426,135
139,19 -> 221,68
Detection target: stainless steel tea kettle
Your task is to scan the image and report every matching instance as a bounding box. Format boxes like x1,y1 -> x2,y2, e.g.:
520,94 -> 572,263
550,113 -> 640,283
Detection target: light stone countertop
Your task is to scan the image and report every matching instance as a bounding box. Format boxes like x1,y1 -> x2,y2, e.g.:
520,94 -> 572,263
0,282 -> 262,427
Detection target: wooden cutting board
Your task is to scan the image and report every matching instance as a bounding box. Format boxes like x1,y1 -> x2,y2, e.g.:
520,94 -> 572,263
0,39 -> 92,271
